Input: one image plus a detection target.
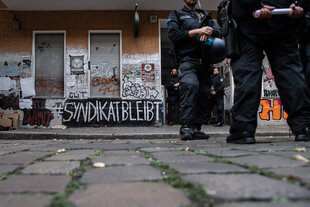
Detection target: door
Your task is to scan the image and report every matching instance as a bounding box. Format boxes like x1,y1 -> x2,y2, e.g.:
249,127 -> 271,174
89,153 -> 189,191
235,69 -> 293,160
89,33 -> 120,98
35,33 -> 65,98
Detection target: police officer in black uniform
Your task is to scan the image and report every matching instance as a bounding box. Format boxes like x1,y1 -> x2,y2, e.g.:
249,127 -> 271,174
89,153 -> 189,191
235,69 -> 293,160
205,67 -> 225,127
297,0 -> 310,89
227,0 -> 310,144
165,68 -> 180,126
167,0 -> 221,140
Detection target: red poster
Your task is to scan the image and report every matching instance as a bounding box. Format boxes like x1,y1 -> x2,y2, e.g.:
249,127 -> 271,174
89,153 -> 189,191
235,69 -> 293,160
141,63 -> 155,82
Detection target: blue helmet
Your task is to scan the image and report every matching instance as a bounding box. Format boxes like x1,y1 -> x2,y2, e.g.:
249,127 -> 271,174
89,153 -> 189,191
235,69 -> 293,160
203,37 -> 226,64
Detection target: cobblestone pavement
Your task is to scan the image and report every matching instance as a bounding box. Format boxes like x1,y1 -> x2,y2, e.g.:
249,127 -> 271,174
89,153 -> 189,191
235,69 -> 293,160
0,136 -> 309,207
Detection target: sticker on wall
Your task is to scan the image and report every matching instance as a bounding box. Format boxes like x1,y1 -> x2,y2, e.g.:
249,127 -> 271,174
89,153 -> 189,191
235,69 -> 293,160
70,55 -> 85,75
22,56 -> 32,70
141,63 -> 155,82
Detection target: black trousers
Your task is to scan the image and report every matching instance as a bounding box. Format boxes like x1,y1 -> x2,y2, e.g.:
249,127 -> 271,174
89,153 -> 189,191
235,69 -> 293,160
178,56 -> 211,130
230,33 -> 310,135
206,95 -> 224,122
167,95 -> 179,124
300,38 -> 310,89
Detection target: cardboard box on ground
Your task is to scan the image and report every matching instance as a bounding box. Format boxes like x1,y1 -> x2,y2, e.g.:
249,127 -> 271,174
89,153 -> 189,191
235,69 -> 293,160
0,113 -> 19,129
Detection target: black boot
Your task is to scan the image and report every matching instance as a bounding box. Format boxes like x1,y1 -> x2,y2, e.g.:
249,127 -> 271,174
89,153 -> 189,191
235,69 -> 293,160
180,125 -> 193,141
193,128 -> 210,140
295,127 -> 310,141
226,131 -> 256,144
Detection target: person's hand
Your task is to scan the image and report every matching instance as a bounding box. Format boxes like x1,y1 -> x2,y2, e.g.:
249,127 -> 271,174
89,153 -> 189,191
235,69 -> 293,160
211,91 -> 216,95
200,34 -> 209,42
199,26 -> 213,41
289,4 -> 303,19
253,5 -> 275,19
174,83 -> 180,87
189,26 -> 213,40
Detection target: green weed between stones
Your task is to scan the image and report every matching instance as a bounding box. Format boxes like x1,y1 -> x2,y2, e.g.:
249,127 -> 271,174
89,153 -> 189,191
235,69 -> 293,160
46,150 -> 104,207
0,173 -> 8,181
140,151 -> 215,207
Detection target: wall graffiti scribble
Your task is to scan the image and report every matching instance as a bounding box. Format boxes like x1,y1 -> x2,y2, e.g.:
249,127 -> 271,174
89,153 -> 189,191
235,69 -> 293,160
36,76 -> 64,95
259,99 -> 288,121
0,95 -> 19,110
122,76 -> 159,100
63,99 -> 162,127
22,99 -> 54,127
91,77 -> 119,96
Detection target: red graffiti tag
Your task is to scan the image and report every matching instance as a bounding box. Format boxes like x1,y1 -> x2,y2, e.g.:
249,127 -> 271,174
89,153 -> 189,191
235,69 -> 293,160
92,77 -> 120,96
36,76 -> 64,95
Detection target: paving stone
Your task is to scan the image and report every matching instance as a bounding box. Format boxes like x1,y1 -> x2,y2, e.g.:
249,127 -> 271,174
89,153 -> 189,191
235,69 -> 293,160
22,161 -> 80,174
200,149 -> 258,157
227,155 -> 307,169
228,144 -> 294,152
93,150 -> 149,165
184,174 -> 310,200
139,147 -> 182,153
169,161 -> 248,174
215,202 -> 310,207
81,165 -> 162,184
0,151 -> 51,165
269,167 -> 310,184
69,182 -> 190,207
46,150 -> 96,161
0,150 -> 16,156
0,165 -> 20,175
0,175 -> 71,193
151,150 -> 195,156
51,143 -> 167,151
152,151 -> 212,163
269,151 -> 310,159
0,194 -> 53,207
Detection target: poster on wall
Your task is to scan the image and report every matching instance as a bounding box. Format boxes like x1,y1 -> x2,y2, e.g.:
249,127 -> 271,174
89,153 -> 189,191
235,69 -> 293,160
20,77 -> 36,97
262,56 -> 279,98
141,63 -> 155,82
22,56 -> 32,70
70,55 -> 85,75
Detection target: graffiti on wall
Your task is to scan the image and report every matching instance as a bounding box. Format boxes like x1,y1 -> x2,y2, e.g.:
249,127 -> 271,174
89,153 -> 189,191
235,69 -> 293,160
51,102 -> 64,119
22,99 -> 54,127
259,99 -> 288,121
36,76 -> 64,95
122,64 -> 141,78
68,91 -> 87,99
122,76 -> 159,100
91,77 -> 120,97
62,99 -> 162,127
262,59 -> 279,98
0,95 -> 19,110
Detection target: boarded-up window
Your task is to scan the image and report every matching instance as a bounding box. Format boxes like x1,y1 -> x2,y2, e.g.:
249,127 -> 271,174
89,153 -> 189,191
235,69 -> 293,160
35,33 -> 64,98
90,33 -> 120,98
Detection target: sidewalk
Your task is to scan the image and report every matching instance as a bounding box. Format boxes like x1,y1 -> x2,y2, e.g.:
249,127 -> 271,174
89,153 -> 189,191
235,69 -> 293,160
0,124 -> 291,140
0,133 -> 309,207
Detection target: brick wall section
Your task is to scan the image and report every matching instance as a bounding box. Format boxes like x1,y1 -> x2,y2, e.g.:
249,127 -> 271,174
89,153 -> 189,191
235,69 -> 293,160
0,10 -> 217,55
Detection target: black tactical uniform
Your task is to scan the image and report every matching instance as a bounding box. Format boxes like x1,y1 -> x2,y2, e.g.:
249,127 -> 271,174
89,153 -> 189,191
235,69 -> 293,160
297,0 -> 310,89
206,73 -> 225,126
167,6 -> 221,140
165,73 -> 180,125
228,0 -> 310,144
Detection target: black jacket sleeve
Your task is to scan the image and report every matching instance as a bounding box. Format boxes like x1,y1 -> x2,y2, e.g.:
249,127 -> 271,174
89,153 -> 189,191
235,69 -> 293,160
167,10 -> 190,45
165,79 -> 174,91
